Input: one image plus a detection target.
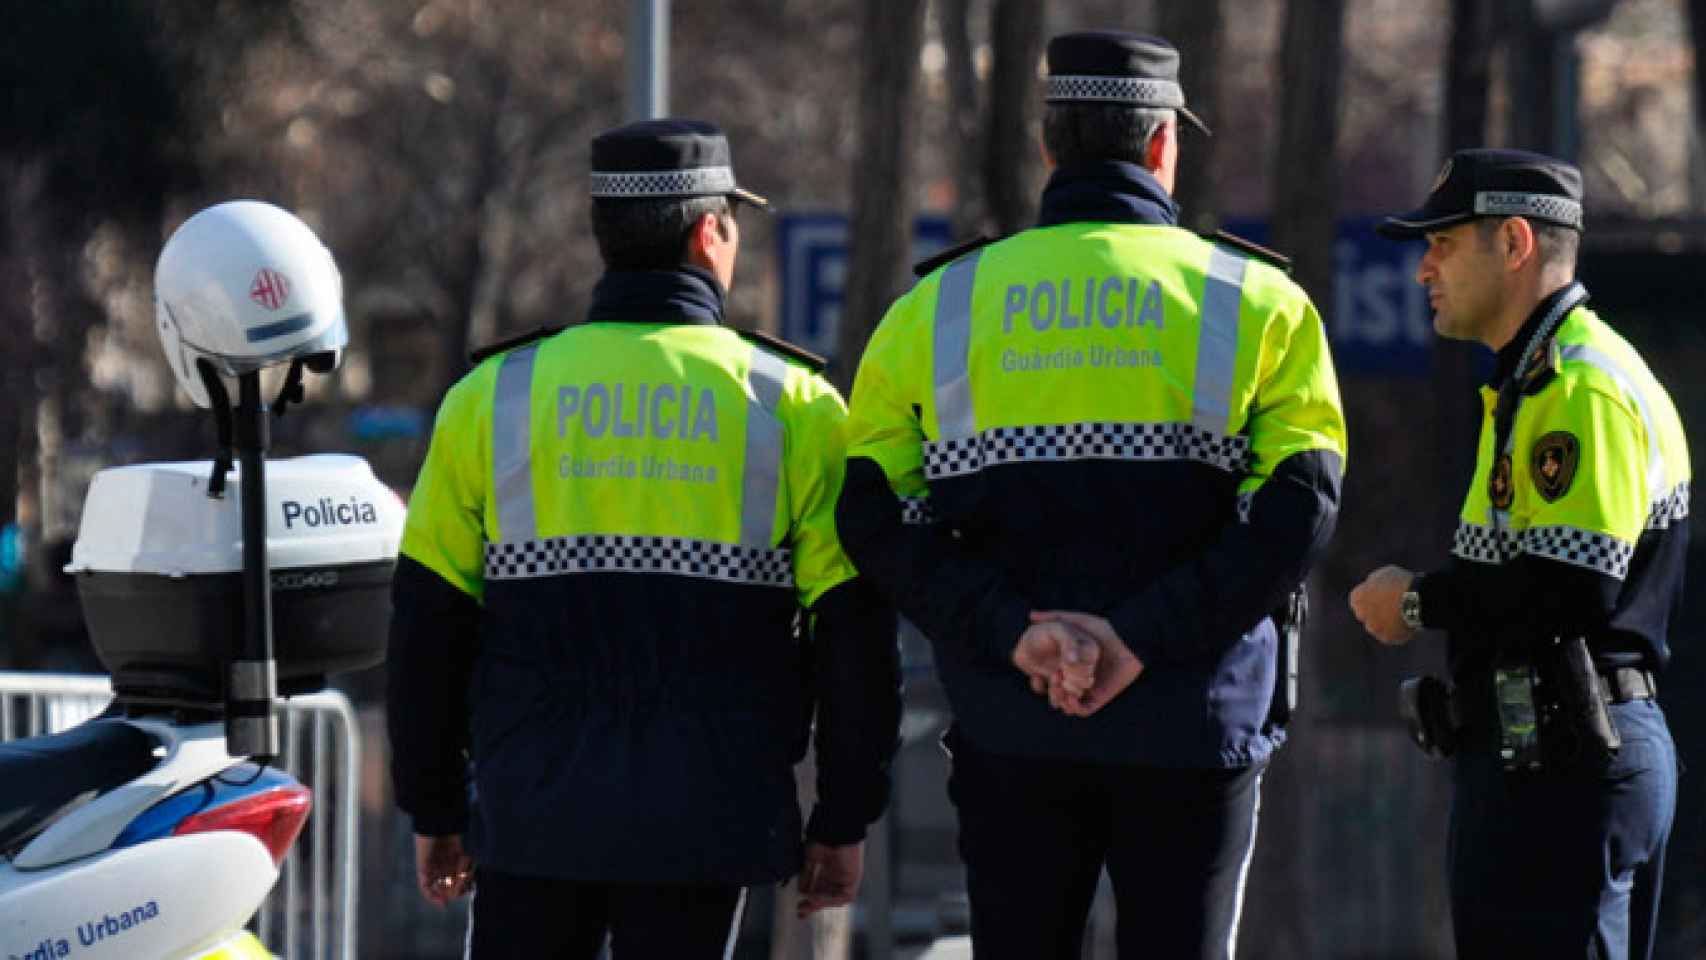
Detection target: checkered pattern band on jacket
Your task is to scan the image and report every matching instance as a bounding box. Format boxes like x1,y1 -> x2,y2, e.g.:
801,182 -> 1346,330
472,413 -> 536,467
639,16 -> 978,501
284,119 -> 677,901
1648,481 -> 1690,530
589,166 -> 736,198
1451,521 -> 1635,579
922,421 -> 1251,480
1045,75 -> 1184,107
485,534 -> 794,587
899,496 -> 936,526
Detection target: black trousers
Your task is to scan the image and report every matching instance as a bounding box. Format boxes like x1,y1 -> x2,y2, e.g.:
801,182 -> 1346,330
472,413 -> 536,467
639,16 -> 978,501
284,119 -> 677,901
465,868 -> 747,959
946,728 -> 1266,960
1449,699 -> 1676,960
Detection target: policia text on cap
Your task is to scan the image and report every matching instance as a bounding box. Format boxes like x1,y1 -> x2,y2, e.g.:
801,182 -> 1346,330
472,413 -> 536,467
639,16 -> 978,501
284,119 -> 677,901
386,119 -> 901,957
836,30 -> 1346,959
1350,147 -> 1686,960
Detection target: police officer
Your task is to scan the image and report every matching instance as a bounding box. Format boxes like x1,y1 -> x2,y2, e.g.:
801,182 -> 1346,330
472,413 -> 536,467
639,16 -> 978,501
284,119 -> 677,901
1350,148 -> 1686,959
837,31 -> 1347,959
387,119 -> 901,957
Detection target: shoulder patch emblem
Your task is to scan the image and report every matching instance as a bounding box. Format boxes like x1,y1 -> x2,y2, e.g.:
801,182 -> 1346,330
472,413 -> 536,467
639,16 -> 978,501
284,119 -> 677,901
1489,454 -> 1514,510
1530,431 -> 1580,502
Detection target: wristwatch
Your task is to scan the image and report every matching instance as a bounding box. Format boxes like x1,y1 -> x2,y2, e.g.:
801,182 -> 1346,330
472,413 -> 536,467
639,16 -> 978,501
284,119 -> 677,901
1399,588 -> 1423,631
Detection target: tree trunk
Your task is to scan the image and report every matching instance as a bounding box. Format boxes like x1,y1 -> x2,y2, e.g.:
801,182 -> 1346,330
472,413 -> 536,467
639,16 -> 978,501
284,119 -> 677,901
982,0 -> 1044,236
1446,0 -> 1493,153
1158,0 -> 1224,231
1686,0 -> 1706,210
834,0 -> 926,393
1269,0 -> 1344,315
941,0 -> 987,237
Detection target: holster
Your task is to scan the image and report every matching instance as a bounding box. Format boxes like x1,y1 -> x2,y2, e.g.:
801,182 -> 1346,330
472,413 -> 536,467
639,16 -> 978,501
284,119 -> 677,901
1399,675 -> 1461,759
1533,635 -> 1622,773
1267,585 -> 1306,726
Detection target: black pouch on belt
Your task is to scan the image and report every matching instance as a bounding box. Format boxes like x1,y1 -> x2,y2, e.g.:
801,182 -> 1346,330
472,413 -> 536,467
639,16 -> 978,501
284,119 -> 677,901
1399,675 -> 1461,759
1534,635 -> 1621,773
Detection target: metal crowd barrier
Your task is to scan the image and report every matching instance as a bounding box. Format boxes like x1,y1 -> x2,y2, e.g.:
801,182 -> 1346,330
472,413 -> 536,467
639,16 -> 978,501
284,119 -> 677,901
0,672 -> 362,960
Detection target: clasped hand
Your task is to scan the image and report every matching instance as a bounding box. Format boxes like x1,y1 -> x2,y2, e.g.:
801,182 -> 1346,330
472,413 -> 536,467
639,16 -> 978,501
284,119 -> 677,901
1012,611 -> 1144,718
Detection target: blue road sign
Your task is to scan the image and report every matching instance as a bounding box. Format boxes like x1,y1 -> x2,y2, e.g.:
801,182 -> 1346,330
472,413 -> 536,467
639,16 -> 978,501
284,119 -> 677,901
779,213 -> 1435,376
777,213 -> 954,361
1225,216 -> 1431,377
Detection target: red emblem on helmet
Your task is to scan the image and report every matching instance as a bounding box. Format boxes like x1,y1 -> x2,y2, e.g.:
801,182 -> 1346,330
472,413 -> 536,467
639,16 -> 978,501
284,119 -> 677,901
249,268 -> 291,311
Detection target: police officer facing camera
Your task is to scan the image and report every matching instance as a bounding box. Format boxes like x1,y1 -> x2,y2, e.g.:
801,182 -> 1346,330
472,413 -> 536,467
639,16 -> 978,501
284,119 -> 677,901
1350,148 -> 1687,960
387,119 -> 901,957
838,30 -> 1346,959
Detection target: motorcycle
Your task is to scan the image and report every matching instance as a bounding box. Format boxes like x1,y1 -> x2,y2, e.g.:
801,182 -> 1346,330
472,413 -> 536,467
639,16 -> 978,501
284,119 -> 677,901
0,201 -> 398,959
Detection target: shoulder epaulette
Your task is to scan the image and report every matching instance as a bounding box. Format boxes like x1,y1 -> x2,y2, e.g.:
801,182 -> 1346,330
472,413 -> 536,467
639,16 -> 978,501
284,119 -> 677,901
913,234 -> 1000,278
735,327 -> 827,373
468,324 -> 566,366
1203,229 -> 1292,274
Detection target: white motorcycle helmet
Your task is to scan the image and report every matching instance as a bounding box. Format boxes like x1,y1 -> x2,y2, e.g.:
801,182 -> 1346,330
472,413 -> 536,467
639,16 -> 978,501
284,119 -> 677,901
155,200 -> 348,408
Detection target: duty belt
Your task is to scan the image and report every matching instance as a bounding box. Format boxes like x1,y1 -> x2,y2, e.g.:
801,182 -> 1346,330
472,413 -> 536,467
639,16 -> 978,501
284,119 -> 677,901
1597,666 -> 1657,703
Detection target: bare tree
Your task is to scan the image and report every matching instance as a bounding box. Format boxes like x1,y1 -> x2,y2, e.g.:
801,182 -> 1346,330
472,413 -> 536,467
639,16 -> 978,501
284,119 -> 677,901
1269,0 -> 1345,313
982,0 -> 1045,235
835,0 -> 927,393
1158,0 -> 1225,229
941,0 -> 988,237
1692,0 -> 1706,209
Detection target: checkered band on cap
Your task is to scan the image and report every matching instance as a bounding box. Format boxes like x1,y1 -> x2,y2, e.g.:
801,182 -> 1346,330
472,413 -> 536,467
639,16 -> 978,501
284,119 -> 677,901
1451,520 -> 1635,579
899,496 -> 936,526
484,534 -> 794,588
590,165 -> 737,199
1045,75 -> 1184,108
1648,481 -> 1690,530
1473,191 -> 1583,229
923,421 -> 1251,481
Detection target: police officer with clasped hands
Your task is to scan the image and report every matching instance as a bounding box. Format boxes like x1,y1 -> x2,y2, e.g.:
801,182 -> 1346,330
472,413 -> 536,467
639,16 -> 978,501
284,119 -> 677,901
838,30 -> 1347,959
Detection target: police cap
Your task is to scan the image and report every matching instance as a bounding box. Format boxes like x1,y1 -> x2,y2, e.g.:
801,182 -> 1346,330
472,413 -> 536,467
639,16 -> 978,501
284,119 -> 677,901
1377,147 -> 1583,240
1045,31 -> 1210,135
590,118 -> 770,211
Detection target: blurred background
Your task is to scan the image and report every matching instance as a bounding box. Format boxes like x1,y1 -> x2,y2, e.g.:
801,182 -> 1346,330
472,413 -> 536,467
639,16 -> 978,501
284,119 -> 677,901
4,0 -> 1706,956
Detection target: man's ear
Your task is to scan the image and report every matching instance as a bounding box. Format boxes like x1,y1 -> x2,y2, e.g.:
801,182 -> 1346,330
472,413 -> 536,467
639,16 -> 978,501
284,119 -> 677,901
1502,217 -> 1538,270
1144,120 -> 1172,172
687,212 -> 718,256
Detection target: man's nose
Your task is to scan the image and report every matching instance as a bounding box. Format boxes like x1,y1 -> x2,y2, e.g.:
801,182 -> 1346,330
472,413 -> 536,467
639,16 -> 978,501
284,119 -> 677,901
1415,250 -> 1436,285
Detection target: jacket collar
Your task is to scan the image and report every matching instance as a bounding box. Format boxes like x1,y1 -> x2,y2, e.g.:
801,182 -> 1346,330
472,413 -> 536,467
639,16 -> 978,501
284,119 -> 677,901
1490,281 -> 1588,388
586,265 -> 726,326
1036,160 -> 1180,229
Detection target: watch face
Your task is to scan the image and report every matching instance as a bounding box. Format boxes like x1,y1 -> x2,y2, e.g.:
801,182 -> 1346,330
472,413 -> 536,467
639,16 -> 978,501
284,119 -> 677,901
1401,591 -> 1422,629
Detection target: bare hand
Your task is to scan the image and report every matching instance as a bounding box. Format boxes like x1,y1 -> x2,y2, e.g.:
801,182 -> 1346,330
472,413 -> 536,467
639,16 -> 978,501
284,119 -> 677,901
1349,565 -> 1417,646
414,833 -> 475,907
1012,620 -> 1100,701
797,841 -> 863,918
1029,611 -> 1144,717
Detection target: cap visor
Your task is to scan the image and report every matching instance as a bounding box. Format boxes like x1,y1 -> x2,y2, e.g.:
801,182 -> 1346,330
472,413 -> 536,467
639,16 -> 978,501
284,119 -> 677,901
1179,106 -> 1211,137
732,187 -> 772,213
1375,209 -> 1473,240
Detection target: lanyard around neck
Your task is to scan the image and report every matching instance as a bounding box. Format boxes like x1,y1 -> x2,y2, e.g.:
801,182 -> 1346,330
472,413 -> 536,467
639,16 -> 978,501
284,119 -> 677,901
1487,282 -> 1588,554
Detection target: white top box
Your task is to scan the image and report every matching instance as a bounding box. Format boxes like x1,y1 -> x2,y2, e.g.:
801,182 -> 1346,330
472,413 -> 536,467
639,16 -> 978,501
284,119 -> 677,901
68,454 -> 406,576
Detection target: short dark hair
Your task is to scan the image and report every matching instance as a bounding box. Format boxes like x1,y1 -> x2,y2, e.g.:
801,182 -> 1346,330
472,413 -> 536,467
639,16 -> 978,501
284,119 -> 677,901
1042,103 -> 1173,169
1475,217 -> 1579,272
590,195 -> 731,270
